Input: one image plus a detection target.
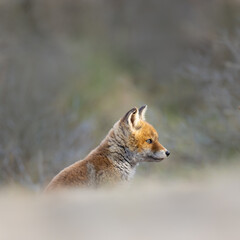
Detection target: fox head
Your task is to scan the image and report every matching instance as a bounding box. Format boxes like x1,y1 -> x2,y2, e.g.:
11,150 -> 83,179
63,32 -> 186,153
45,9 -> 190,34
114,105 -> 170,164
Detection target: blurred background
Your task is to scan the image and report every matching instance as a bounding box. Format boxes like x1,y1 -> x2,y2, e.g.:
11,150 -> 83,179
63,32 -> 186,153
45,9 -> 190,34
0,0 -> 240,189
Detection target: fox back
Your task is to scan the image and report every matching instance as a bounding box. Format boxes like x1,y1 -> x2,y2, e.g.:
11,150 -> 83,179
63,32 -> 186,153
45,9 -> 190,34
45,105 -> 170,191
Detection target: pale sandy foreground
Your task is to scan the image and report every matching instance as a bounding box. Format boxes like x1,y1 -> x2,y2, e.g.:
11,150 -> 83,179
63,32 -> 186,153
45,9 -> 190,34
0,165 -> 240,240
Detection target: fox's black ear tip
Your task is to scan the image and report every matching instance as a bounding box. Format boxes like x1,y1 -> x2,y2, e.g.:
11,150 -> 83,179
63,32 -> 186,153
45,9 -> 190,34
128,107 -> 137,114
139,105 -> 147,110
122,107 -> 138,123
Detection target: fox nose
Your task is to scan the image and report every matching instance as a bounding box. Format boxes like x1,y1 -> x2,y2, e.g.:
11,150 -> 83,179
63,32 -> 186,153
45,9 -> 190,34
165,150 -> 170,157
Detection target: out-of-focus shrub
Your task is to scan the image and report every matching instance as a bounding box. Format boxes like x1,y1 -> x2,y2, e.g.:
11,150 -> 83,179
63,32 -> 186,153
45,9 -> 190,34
180,31 -> 240,158
0,0 -> 240,188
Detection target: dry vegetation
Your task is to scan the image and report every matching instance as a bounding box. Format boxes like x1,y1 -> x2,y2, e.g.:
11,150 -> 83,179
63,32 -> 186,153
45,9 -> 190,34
0,0 -> 239,189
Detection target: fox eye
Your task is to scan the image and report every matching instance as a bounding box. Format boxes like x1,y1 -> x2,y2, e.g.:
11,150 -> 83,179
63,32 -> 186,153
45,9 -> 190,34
146,139 -> 153,144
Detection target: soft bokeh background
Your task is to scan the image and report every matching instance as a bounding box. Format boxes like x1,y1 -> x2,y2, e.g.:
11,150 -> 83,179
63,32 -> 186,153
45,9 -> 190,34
0,1 -> 240,239
0,0 -> 240,189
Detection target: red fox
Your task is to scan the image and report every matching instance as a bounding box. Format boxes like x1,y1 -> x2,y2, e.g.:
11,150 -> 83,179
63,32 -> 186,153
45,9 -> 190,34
45,105 -> 170,191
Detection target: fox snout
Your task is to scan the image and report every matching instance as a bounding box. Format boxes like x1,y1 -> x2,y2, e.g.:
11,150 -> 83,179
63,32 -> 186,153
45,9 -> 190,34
151,148 -> 170,161
158,149 -> 170,158
152,141 -> 170,159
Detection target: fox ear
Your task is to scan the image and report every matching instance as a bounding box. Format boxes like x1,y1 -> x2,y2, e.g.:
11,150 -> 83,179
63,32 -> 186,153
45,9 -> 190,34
122,107 -> 140,129
139,105 -> 147,120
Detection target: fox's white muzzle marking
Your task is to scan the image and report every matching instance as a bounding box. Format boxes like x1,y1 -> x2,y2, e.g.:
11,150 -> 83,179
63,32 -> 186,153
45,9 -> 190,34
154,150 -> 168,159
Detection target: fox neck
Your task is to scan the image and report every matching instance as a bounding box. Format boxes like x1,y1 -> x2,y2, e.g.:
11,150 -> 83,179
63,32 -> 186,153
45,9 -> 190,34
103,122 -> 138,179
